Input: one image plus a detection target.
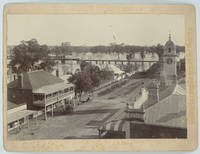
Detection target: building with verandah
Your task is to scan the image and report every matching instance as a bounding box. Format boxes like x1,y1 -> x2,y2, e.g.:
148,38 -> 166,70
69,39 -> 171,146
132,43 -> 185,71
7,70 -> 75,120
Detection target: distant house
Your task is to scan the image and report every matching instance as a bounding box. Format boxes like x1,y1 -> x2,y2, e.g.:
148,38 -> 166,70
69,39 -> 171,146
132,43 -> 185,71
7,70 -> 75,120
61,42 -> 71,46
105,64 -> 125,80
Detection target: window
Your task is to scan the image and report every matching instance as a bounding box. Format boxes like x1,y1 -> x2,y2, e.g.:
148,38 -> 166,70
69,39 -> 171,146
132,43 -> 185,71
29,114 -> 33,119
39,95 -> 44,100
64,88 -> 69,93
8,123 -> 13,128
59,90 -> 63,94
34,95 -> 37,100
19,118 -> 24,124
70,87 -> 74,91
47,94 -> 52,98
53,92 -> 58,96
168,48 -> 171,53
34,94 -> 44,101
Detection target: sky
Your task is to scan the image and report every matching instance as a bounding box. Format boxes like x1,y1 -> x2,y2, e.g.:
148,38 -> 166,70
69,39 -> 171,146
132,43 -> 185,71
7,14 -> 184,46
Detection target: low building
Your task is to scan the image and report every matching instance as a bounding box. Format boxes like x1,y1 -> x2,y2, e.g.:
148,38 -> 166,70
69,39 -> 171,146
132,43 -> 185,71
7,101 -> 38,132
7,70 -> 75,120
105,64 -> 125,80
61,42 -> 71,46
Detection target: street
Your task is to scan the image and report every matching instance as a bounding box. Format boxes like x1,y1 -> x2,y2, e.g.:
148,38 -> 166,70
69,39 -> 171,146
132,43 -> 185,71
8,78 -> 150,140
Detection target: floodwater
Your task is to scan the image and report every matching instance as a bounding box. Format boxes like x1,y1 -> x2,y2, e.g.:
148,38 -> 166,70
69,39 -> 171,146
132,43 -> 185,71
53,51 -> 160,76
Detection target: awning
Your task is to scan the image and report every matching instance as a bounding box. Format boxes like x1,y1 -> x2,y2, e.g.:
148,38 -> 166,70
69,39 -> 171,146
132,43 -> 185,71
172,84 -> 186,95
8,110 -> 37,124
98,120 -> 126,132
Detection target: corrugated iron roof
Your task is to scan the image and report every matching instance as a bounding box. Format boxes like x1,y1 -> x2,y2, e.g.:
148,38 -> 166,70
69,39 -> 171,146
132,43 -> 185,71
33,83 -> 74,94
145,95 -> 186,128
8,70 -> 64,90
8,110 -> 37,124
145,84 -> 186,128
98,120 -> 126,132
7,101 -> 25,110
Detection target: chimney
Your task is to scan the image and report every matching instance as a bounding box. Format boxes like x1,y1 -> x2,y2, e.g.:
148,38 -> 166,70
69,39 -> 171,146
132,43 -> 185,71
124,103 -> 145,138
18,74 -> 23,89
56,69 -> 59,77
124,106 -> 145,122
145,80 -> 160,109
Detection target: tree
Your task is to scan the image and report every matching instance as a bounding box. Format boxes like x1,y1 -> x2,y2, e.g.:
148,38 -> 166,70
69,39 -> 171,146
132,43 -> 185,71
80,60 -> 89,71
68,71 -> 93,100
155,44 -> 164,61
80,61 -> 101,87
88,66 -> 101,87
99,68 -> 114,80
68,61 -> 114,100
9,39 -> 55,73
39,59 -> 56,72
124,64 -> 134,73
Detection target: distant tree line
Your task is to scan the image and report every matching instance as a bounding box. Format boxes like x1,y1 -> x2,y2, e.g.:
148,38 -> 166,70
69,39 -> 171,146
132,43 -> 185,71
8,38 -> 185,74
49,43 -> 185,57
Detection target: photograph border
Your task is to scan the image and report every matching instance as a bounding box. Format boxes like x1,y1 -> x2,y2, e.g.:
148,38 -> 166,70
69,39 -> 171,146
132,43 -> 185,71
3,3 -> 198,151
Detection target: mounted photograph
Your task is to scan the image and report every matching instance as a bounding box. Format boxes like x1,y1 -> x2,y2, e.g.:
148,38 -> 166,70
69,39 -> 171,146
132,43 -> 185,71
3,3 -> 197,152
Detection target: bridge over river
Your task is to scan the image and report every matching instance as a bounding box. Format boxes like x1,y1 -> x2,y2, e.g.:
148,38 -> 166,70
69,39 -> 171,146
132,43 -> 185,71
44,56 -> 159,65
7,55 -> 160,75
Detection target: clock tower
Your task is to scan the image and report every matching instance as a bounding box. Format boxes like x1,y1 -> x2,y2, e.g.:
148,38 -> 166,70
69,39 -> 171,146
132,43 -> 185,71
161,34 -> 177,86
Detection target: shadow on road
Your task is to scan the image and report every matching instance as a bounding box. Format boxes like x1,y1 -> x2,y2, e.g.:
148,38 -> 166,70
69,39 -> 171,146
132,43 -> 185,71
64,135 -> 99,139
72,109 -> 118,115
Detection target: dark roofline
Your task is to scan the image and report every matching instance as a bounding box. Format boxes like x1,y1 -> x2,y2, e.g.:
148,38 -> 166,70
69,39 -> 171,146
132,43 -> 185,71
8,70 -> 64,90
7,101 -> 26,110
133,121 -> 187,130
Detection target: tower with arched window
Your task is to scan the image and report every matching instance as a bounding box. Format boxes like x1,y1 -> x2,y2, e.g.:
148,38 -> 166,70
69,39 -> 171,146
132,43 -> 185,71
161,34 -> 177,86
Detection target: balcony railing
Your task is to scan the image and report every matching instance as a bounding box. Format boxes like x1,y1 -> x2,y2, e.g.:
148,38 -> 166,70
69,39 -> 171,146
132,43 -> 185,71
33,91 -> 74,107
33,100 -> 45,107
46,91 -> 74,106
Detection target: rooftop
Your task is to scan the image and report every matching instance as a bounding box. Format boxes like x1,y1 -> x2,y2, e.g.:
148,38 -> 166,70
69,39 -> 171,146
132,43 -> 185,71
7,101 -> 25,110
8,70 -> 64,91
105,64 -> 124,74
98,82 -> 186,133
145,84 -> 186,128
8,109 -> 37,124
145,94 -> 186,128
33,83 -> 74,94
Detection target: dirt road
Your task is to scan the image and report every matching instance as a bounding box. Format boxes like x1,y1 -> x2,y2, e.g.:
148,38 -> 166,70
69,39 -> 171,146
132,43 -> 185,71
8,78 -> 150,140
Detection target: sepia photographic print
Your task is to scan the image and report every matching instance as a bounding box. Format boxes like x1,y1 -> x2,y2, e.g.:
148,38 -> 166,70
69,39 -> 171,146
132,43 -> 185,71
3,4 -> 198,151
